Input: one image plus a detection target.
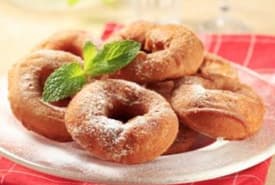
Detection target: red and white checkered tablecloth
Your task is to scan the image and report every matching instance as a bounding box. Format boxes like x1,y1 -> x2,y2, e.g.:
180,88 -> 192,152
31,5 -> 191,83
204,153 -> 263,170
0,23 -> 275,185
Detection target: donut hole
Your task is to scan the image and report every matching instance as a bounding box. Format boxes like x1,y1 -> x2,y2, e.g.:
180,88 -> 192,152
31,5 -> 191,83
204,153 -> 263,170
144,38 -> 168,53
39,66 -> 54,90
50,98 -> 71,107
38,66 -> 71,107
108,102 -> 148,123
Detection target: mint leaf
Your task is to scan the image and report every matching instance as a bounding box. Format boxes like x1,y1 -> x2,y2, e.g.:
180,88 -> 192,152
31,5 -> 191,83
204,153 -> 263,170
42,40 -> 140,103
67,0 -> 80,6
42,63 -> 86,102
86,40 -> 141,77
83,41 -> 97,71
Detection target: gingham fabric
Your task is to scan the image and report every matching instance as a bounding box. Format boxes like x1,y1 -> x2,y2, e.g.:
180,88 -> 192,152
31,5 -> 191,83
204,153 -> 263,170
0,23 -> 274,185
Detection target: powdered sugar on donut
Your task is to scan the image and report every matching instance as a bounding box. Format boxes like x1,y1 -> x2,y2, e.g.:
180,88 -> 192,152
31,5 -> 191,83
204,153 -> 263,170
65,79 -> 178,164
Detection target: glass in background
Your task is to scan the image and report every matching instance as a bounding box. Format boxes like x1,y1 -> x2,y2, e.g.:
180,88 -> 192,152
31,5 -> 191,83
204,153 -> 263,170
198,0 -> 250,34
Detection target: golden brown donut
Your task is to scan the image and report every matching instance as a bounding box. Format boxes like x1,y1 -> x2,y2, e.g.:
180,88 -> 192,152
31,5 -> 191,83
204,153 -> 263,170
171,76 -> 265,140
108,21 -> 204,83
146,52 -> 239,100
65,79 -> 179,164
8,50 -> 82,142
35,30 -> 100,58
164,124 -> 198,155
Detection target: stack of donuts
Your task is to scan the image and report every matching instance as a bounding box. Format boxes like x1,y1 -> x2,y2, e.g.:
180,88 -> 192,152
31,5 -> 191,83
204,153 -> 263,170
8,21 -> 265,164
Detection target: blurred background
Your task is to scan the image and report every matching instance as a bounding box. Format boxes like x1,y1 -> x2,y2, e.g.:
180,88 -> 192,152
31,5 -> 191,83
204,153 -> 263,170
0,0 -> 274,184
1,0 -> 274,72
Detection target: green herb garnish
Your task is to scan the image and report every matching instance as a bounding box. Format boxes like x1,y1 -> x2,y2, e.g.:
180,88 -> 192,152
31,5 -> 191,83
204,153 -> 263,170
42,40 -> 141,102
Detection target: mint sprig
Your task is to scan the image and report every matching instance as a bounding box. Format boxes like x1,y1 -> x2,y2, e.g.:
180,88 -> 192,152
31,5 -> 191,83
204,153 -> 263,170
42,40 -> 141,102
85,40 -> 140,77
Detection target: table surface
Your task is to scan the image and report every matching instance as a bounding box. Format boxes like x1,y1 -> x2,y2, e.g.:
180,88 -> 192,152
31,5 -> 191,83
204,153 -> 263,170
0,1 -> 274,185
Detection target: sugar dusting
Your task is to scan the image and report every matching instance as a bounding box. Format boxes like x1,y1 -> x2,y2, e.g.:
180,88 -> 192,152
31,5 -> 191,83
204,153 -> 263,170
67,80 -> 151,162
71,116 -> 131,161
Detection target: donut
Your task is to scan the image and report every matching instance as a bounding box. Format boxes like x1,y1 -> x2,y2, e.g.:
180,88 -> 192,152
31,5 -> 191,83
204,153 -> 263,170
35,30 -> 100,58
146,52 -> 239,100
164,124 -> 198,155
8,50 -> 82,142
108,21 -> 204,83
171,76 -> 265,140
65,79 -> 179,164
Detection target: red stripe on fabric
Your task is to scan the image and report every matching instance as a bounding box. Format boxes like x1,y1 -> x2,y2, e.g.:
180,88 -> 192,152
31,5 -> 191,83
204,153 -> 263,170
214,35 -> 252,65
101,22 -> 123,41
246,40 -> 275,69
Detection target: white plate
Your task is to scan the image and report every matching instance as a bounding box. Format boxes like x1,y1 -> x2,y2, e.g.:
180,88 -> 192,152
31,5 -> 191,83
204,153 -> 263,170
1,63 -> 275,185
